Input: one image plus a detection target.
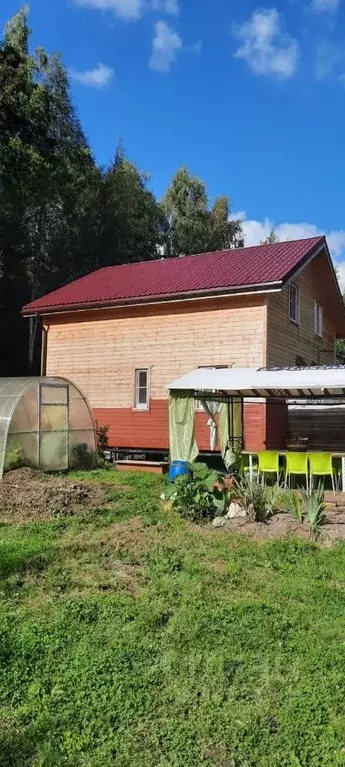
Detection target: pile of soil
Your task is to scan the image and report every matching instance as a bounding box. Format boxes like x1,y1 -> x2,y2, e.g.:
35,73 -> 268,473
0,468 -> 112,523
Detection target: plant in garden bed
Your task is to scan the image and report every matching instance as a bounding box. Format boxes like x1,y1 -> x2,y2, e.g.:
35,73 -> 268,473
281,485 -> 327,538
282,491 -> 305,523
164,462 -> 229,522
230,477 -> 285,522
302,484 -> 326,539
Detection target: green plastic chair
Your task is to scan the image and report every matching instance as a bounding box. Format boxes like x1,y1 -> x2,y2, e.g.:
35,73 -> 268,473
257,451 -> 280,484
285,452 -> 309,493
308,453 -> 337,494
240,453 -> 258,477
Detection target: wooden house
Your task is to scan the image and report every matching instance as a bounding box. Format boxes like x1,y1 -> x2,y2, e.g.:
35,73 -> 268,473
22,236 -> 345,456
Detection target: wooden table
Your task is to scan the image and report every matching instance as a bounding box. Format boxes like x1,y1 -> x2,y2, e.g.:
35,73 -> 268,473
242,451 -> 345,491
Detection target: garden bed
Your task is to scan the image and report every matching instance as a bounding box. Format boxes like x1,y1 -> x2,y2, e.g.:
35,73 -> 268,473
0,467 -> 113,523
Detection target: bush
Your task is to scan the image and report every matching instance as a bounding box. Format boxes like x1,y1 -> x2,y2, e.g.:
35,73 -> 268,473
95,422 -> 109,457
165,462 -> 228,522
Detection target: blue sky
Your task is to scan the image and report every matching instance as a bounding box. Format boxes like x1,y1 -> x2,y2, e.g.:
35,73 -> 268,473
2,0 -> 345,277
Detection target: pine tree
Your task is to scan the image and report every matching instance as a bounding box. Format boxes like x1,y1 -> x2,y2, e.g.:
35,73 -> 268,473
99,145 -> 166,266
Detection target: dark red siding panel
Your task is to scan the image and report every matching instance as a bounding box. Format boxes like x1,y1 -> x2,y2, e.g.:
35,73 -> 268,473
94,401 -> 214,451
265,399 -> 288,449
93,399 -> 281,453
243,403 -> 266,451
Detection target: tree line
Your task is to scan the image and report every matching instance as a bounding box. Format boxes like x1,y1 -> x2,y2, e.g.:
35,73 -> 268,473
0,7 -> 243,376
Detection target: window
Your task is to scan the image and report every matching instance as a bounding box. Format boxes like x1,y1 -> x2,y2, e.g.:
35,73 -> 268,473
134,369 -> 149,410
314,301 -> 323,337
289,283 -> 299,324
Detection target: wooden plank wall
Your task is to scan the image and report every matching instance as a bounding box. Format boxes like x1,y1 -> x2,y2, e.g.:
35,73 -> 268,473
288,407 -> 345,451
45,295 -> 267,410
267,258 -> 335,368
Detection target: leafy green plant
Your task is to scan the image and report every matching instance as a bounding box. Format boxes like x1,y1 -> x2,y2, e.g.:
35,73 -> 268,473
165,462 -> 228,522
302,484 -> 326,539
282,491 -> 305,523
165,475 -> 217,522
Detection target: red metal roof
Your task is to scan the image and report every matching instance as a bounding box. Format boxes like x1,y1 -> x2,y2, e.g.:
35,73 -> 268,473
23,236 -> 325,313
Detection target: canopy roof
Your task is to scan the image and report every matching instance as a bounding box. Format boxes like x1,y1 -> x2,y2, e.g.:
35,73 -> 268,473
167,366 -> 345,399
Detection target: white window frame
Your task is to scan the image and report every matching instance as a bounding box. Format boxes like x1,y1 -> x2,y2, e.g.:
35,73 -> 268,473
289,283 -> 300,324
134,368 -> 150,411
314,301 -> 323,337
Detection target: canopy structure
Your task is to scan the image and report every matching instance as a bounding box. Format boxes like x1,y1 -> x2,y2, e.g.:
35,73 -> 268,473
168,365 -> 345,400
0,377 -> 96,478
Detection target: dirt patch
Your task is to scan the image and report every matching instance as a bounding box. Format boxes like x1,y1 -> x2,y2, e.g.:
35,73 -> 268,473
0,468 -> 112,523
210,509 -> 345,544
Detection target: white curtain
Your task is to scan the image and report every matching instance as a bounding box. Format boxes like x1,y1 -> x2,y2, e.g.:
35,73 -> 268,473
200,399 -> 220,451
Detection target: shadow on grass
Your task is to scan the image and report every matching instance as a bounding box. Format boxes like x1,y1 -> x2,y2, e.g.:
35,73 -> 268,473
0,538 -> 55,580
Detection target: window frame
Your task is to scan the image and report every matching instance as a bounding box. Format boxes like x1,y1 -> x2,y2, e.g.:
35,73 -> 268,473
289,283 -> 300,325
314,301 -> 323,338
134,368 -> 150,411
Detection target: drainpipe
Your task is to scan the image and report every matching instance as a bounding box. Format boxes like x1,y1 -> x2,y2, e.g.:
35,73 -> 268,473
40,322 -> 48,376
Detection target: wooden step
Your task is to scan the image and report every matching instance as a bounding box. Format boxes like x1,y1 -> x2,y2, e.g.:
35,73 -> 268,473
115,460 -> 168,474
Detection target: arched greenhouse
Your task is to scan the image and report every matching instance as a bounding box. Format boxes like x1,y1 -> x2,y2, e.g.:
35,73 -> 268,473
0,377 -> 97,477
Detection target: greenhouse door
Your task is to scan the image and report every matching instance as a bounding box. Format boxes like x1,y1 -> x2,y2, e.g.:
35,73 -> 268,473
39,383 -> 69,471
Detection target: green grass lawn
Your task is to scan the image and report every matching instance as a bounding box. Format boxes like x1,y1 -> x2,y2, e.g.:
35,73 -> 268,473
1,469 -> 345,766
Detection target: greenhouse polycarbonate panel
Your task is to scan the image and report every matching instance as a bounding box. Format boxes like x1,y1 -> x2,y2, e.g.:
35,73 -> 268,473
40,432 -> 68,471
9,388 -> 38,433
69,430 -> 97,468
69,429 -> 96,453
41,385 -> 68,405
41,405 -> 68,432
5,432 -> 39,469
69,396 -> 94,431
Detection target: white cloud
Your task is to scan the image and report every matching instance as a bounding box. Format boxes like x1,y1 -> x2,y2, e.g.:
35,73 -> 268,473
75,0 -> 142,19
75,0 -> 179,18
233,8 -> 299,79
152,0 -> 179,14
310,0 -> 339,12
314,40 -> 341,79
70,62 -> 114,88
149,21 -> 182,71
233,211 -> 345,286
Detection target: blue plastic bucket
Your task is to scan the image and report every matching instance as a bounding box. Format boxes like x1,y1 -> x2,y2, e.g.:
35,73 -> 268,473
169,460 -> 190,482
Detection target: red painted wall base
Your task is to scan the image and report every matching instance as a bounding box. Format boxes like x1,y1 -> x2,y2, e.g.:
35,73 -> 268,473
93,398 -> 288,454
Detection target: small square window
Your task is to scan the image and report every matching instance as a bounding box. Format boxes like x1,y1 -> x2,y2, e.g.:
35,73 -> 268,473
314,302 -> 323,337
289,283 -> 299,324
134,369 -> 149,410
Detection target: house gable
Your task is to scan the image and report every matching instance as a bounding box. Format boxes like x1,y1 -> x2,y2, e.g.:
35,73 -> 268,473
267,245 -> 344,367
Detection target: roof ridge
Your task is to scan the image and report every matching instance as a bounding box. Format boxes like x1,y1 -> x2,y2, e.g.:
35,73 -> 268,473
98,235 -> 325,271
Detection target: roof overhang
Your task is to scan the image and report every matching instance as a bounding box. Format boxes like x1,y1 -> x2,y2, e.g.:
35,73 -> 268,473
21,281 -> 283,317
167,366 -> 345,399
